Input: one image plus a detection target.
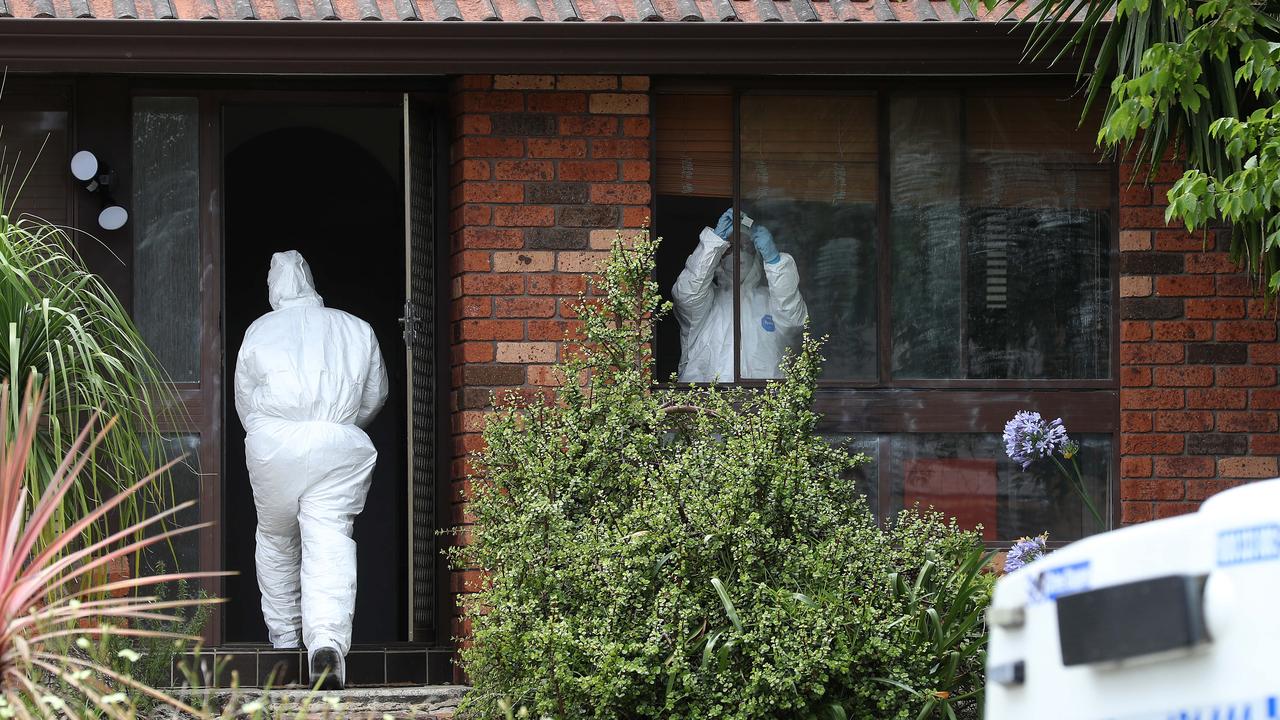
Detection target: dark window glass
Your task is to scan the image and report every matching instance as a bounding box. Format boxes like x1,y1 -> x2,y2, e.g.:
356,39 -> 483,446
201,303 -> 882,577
141,434 -> 203,574
740,96 -> 878,381
132,97 -> 201,382
0,104 -> 70,226
890,92 -> 1112,380
890,433 -> 1111,542
824,434 -> 880,517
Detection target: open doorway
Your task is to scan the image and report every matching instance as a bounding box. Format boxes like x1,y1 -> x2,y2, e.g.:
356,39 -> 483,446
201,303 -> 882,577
221,105 -> 408,644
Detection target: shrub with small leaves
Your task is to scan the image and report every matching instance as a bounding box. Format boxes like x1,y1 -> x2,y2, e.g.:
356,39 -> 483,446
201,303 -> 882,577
450,230 -> 993,720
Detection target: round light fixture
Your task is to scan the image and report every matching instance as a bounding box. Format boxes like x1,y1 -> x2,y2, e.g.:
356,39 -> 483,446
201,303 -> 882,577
98,205 -> 128,231
70,150 -> 99,183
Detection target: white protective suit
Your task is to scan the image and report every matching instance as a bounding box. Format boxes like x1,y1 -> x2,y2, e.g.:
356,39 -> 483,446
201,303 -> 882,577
234,250 -> 389,661
673,226 -> 808,383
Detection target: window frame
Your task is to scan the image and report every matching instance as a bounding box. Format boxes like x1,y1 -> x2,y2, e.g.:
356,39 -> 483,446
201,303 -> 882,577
652,77 -> 1121,544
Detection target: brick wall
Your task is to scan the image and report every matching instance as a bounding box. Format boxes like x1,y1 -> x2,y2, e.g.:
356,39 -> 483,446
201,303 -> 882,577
445,74 -> 651,664
1119,160 -> 1280,524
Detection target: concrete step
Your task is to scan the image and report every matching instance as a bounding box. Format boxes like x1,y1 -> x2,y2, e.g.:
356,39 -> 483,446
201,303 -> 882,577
177,685 -> 467,719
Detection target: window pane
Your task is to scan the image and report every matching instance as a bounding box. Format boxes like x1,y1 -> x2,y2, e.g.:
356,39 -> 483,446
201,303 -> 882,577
824,433 -> 879,519
141,434 -> 203,574
740,95 -> 878,381
0,102 -> 71,226
654,94 -> 734,382
890,432 -> 1111,542
890,92 -> 1112,380
132,97 -> 201,382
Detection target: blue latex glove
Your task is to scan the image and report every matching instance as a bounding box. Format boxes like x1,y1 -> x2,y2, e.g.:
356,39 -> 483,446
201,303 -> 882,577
712,207 -> 735,241
753,225 -> 780,264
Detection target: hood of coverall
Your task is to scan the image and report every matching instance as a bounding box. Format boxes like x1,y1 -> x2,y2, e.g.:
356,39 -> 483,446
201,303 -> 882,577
268,250 -> 325,310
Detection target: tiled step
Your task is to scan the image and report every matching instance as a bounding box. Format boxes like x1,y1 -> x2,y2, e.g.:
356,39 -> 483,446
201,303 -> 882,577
176,686 -> 467,719
171,646 -> 455,687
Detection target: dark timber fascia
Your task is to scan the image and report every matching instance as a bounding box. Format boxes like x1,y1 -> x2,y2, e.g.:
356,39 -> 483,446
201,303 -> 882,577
0,19 -> 1096,75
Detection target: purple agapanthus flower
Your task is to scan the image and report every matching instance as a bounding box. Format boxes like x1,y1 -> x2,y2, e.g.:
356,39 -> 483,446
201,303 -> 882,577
1004,534 -> 1049,574
1003,411 -> 1070,470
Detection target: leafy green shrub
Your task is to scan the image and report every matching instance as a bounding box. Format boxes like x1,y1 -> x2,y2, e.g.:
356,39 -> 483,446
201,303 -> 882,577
451,231 -> 993,720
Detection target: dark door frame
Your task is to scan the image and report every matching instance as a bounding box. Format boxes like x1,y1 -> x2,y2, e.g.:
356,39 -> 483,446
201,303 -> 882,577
123,80 -> 449,646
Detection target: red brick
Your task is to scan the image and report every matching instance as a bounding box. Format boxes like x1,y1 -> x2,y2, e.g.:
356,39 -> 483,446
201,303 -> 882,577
1249,298 -> 1280,319
1120,434 -> 1185,454
1121,456 -> 1152,478
1121,411 -> 1153,432
590,183 -> 651,205
591,138 -> 648,158
558,116 -> 618,137
1252,434 -> 1280,454
1218,411 -> 1279,432
1156,275 -> 1215,296
1121,321 -> 1152,342
457,319 -> 524,341
1120,343 -> 1184,364
1218,367 -> 1276,387
459,136 -> 524,158
1153,410 -> 1213,432
1252,390 -> 1280,409
1185,298 -> 1245,319
1188,388 -> 1248,409
1153,456 -> 1214,477
1121,501 -> 1154,524
621,160 -> 651,182
556,75 -> 618,91
589,93 -> 648,115
454,296 -> 492,319
458,92 -> 524,113
1216,275 -> 1257,297
1121,389 -> 1184,411
623,117 -> 651,137
1121,479 -> 1185,500
1184,253 -> 1240,274
526,138 -> 587,158
457,204 -> 491,228
456,159 -> 491,181
1120,185 -> 1151,206
454,342 -> 495,363
455,75 -> 493,90
1154,502 -> 1199,519
495,160 -> 554,181
1153,230 -> 1206,251
453,250 -> 492,273
493,205 -> 555,227
622,207 -> 651,227
620,76 -> 650,91
494,75 -> 555,90
528,319 -> 584,341
1187,479 -> 1247,502
1253,344 -> 1280,364
1219,457 -> 1278,478
494,297 -> 557,318
495,341 -> 557,364
1215,320 -> 1277,342
455,114 -> 493,137
458,227 -> 524,249
457,181 -> 523,204
1153,366 -> 1214,387
527,93 -> 587,113
528,274 -> 587,295
460,274 -> 524,296
1120,207 -> 1173,228
1153,321 -> 1211,341
1120,367 -> 1151,387
559,160 -> 618,181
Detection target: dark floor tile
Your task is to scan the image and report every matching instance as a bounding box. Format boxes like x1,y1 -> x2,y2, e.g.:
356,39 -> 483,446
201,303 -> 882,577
342,651 -> 385,687
258,651 -> 304,687
217,651 -> 259,689
386,651 -> 427,685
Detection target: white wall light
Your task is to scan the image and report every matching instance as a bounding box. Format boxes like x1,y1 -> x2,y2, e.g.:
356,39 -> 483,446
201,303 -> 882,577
70,150 -> 128,230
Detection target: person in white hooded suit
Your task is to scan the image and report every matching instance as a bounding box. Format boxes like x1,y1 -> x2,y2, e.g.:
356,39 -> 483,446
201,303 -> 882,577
234,250 -> 388,690
673,208 -> 808,383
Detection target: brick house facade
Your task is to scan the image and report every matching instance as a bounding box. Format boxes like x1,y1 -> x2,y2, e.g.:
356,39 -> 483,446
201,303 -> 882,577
0,11 -> 1275,683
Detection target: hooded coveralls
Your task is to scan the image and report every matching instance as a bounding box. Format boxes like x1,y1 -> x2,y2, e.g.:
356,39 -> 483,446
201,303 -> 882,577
233,251 -> 389,658
673,226 -> 808,383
